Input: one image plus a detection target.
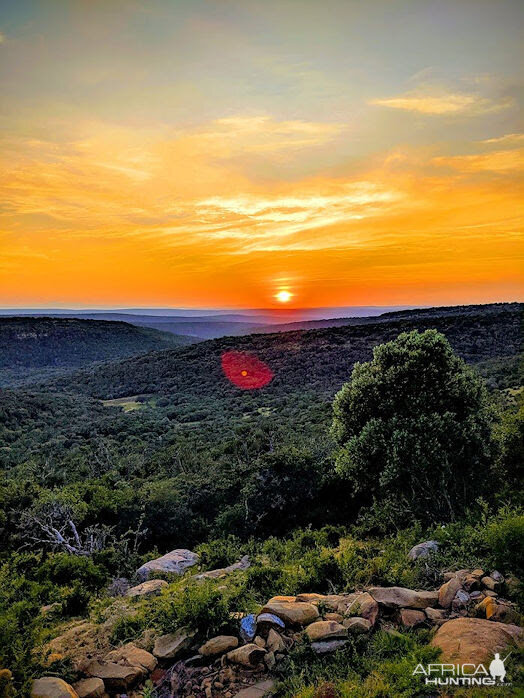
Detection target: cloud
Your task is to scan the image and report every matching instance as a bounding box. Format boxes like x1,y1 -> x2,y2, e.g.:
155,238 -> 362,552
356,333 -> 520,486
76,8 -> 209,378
370,91 -> 513,115
432,149 -> 523,173
479,133 -> 524,146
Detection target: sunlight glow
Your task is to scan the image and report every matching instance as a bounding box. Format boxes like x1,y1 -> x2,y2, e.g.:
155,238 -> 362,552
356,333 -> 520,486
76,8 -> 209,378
276,290 -> 293,303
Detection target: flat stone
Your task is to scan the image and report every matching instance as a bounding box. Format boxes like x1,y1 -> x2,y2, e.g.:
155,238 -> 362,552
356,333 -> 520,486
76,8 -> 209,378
136,549 -> 199,580
260,601 -> 319,627
31,678 -> 79,698
85,660 -> 144,693
431,617 -> 524,664
266,595 -> 296,604
226,644 -> 266,667
233,679 -> 276,697
425,607 -> 446,621
125,579 -> 168,598
471,569 -> 485,579
199,635 -> 238,657
438,577 -> 463,608
104,643 -> 157,672
306,620 -> 347,642
324,612 -> 344,622
342,617 -> 372,633
295,593 -> 325,603
153,628 -> 195,659
369,587 -> 438,610
399,609 -> 426,628
194,555 -> 251,580
72,679 -> 105,698
311,639 -> 348,655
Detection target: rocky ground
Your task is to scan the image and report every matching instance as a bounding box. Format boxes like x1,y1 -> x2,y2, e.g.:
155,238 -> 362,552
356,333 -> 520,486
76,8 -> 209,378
30,544 -> 523,698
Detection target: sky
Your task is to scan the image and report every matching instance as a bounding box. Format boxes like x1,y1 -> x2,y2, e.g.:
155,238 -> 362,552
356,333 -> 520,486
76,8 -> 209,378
0,0 -> 522,309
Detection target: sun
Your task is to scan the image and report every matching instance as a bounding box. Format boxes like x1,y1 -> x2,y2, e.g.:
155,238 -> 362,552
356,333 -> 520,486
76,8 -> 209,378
275,290 -> 292,303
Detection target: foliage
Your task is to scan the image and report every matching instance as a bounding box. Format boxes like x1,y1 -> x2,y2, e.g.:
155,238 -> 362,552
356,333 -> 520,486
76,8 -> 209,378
332,329 -> 496,526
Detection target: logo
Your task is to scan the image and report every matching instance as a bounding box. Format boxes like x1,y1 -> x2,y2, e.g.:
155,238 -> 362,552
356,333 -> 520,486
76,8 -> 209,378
413,653 -> 511,687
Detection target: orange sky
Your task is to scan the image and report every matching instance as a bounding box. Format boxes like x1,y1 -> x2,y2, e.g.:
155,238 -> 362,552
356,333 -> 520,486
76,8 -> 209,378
0,1 -> 522,308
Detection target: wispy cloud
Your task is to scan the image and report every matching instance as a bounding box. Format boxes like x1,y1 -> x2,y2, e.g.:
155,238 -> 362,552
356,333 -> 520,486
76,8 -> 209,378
370,91 -> 513,115
433,149 -> 523,173
479,133 -> 524,146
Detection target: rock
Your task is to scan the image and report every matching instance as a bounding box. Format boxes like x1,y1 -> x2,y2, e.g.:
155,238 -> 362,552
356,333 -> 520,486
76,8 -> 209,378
324,612 -> 344,622
31,678 -> 79,698
438,577 -> 463,608
153,628 -> 195,659
484,589 -> 498,597
104,643 -> 157,672
431,617 -> 524,664
266,629 -> 286,654
481,576 -> 500,591
323,593 -> 359,614
240,614 -> 257,642
260,601 -> 319,627
471,568 -> 484,579
254,636 -> 266,648
348,592 -> 379,626
491,604 -> 521,625
451,589 -> 470,611
295,593 -> 325,603
369,587 -> 438,610
125,579 -> 168,598
408,540 -> 439,561
72,679 -> 105,698
469,590 -> 483,601
311,639 -> 348,655
226,644 -> 266,667
199,635 -> 239,657
264,651 -> 276,670
491,570 -> 505,583
194,555 -> 251,580
40,603 -> 61,616
342,617 -> 372,633
85,660 -> 144,693
136,549 -> 199,580
306,620 -> 347,642
425,607 -> 446,621
442,572 -> 456,581
256,613 -> 286,635
233,680 -> 276,697
266,595 -> 296,604
399,609 -> 426,628
462,575 -> 480,592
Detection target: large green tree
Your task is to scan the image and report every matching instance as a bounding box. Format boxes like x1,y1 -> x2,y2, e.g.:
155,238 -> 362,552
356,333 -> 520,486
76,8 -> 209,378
331,329 -> 494,525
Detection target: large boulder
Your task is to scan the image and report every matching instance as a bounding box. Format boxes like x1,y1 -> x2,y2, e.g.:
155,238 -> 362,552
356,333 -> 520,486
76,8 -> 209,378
31,678 -> 79,698
199,635 -> 238,657
125,579 -> 168,598
368,587 -> 438,610
136,549 -> 198,580
153,628 -> 195,660
431,617 -> 524,664
408,540 -> 439,561
85,660 -> 145,693
260,601 -> 319,627
306,620 -> 347,642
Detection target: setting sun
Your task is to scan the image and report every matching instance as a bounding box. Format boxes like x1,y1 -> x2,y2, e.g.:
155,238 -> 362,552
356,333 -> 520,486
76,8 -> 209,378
276,290 -> 293,303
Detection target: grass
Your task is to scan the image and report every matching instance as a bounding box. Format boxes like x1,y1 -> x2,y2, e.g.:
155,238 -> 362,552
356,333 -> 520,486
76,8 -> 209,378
101,396 -> 144,412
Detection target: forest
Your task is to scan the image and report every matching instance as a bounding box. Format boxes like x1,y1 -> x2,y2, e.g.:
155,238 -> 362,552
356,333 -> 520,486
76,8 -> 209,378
0,303 -> 522,697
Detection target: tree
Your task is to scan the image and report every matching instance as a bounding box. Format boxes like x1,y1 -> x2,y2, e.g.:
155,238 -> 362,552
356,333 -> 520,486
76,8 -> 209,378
331,329 -> 494,526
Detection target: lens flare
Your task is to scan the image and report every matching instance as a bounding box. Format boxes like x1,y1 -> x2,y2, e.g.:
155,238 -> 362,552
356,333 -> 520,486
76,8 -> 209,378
221,351 -> 274,389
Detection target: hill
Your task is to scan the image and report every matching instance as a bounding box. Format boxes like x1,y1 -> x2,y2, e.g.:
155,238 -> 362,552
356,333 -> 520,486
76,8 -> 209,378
0,317 -> 194,375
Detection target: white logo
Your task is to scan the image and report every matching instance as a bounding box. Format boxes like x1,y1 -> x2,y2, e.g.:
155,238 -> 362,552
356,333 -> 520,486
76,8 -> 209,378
413,653 -> 511,687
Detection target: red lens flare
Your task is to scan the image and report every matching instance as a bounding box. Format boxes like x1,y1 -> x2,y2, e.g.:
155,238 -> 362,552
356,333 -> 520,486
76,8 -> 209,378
221,351 -> 274,390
